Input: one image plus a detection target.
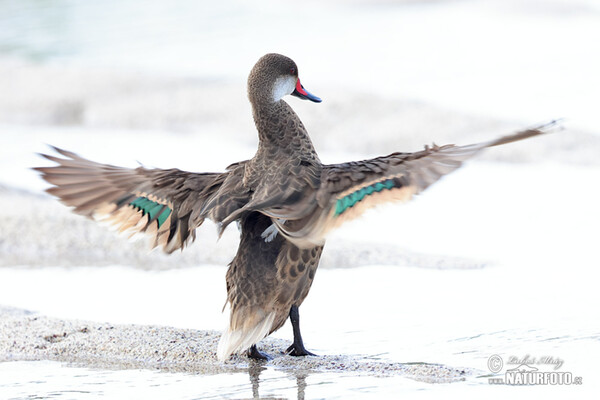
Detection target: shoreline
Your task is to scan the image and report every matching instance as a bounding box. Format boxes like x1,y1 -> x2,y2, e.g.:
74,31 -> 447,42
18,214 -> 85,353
0,306 -> 470,383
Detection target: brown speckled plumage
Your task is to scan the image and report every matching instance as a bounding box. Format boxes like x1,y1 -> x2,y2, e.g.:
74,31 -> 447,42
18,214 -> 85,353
35,53 -> 559,360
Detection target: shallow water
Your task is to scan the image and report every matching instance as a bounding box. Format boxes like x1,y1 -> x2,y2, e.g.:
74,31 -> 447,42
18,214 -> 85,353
1,261 -> 598,397
0,360 -> 473,400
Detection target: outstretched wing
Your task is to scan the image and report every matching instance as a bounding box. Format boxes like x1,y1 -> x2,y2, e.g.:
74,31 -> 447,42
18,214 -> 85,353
274,121 -> 560,246
35,146 -> 228,253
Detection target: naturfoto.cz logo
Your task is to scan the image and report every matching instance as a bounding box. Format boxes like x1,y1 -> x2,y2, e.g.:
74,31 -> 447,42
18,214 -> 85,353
487,354 -> 583,385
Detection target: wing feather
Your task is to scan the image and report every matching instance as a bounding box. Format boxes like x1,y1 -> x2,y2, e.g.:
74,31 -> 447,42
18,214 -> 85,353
273,121 -> 560,247
35,146 -> 227,253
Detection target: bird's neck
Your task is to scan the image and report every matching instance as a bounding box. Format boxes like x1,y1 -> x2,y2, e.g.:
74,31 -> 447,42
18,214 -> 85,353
251,100 -> 319,160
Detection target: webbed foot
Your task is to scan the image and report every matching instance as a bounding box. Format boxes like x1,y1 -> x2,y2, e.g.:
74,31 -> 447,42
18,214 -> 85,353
285,342 -> 317,357
247,345 -> 271,361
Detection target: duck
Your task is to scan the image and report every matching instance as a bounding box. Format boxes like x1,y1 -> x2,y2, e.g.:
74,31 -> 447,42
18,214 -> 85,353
35,53 -> 559,361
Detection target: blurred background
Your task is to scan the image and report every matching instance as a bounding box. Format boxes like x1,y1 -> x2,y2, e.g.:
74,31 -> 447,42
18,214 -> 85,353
1,0 -> 599,268
1,0 -> 599,153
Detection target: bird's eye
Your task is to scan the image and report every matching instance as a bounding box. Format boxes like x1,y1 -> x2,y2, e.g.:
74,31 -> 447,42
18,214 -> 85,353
290,67 -> 296,74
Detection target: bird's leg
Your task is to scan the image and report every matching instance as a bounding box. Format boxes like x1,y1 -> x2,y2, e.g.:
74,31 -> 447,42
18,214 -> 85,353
247,345 -> 270,361
286,305 -> 317,356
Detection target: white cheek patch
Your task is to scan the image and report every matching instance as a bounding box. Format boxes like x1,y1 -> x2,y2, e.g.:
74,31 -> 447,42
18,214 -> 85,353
272,76 -> 296,102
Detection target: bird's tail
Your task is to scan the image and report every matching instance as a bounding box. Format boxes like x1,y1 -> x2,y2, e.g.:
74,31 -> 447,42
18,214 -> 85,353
217,310 -> 276,361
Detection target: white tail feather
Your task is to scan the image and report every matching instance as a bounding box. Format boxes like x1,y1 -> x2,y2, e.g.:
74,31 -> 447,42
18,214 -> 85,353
217,312 -> 276,361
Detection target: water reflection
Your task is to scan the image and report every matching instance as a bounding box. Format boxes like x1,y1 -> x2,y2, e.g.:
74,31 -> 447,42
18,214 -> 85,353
247,362 -> 307,400
248,363 -> 266,399
1,360 -> 315,400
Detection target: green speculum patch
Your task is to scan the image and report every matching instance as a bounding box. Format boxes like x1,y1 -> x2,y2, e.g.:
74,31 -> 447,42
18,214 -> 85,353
334,178 -> 398,216
129,196 -> 172,228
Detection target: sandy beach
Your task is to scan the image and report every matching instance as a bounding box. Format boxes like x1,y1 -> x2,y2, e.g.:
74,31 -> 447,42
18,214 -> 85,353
0,306 -> 469,383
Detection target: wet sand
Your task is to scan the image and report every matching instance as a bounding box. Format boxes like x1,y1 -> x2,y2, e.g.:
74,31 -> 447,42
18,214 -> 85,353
0,306 -> 470,383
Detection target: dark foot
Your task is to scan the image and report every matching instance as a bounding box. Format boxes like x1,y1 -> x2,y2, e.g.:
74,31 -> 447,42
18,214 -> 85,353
286,305 -> 317,357
247,345 -> 271,361
286,342 -> 317,357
